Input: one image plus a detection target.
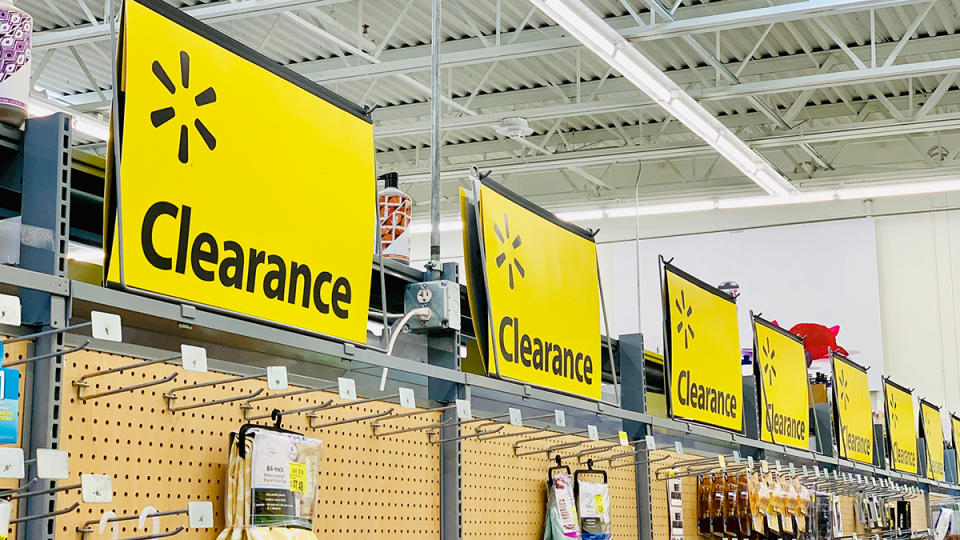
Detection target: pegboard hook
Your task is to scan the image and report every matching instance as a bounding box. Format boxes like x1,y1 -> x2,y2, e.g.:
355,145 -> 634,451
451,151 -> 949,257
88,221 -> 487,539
280,392 -> 401,424
11,501 -> 79,524
371,404 -> 457,437
163,368 -> 278,412
77,507 -> 190,540
427,424 -> 505,444
73,353 -> 181,401
3,339 -> 91,368
309,408 -> 396,430
515,439 -> 587,458
239,382 -> 340,417
271,408 -> 284,429
244,399 -> 335,421
608,453 -> 671,469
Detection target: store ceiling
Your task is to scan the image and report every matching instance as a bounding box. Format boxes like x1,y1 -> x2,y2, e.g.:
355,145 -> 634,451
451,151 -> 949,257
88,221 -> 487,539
27,0 -> 960,217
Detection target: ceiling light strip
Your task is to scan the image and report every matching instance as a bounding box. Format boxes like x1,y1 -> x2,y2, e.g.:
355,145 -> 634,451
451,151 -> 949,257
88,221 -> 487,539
528,0 -> 797,197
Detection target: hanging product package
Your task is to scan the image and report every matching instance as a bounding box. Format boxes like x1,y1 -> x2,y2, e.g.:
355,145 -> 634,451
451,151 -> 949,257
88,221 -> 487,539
543,461 -> 581,539
217,423 -> 324,540
575,466 -> 612,540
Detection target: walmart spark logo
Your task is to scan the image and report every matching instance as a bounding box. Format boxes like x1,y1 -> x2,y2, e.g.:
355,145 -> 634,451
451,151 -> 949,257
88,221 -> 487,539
889,396 -> 899,428
837,371 -> 850,410
674,290 -> 694,349
149,51 -> 217,164
761,337 -> 777,386
494,214 -> 524,289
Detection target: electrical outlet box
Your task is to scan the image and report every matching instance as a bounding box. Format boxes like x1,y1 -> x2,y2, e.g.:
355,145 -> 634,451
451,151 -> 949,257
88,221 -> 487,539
404,281 -> 461,332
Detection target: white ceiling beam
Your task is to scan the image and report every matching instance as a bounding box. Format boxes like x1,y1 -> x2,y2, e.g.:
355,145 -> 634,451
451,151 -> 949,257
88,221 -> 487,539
34,0 -> 357,49
387,112 -> 960,182
374,56 -> 960,138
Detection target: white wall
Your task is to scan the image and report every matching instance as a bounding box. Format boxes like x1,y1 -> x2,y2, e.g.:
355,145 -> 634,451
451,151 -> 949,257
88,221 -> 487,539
875,209 -> 960,429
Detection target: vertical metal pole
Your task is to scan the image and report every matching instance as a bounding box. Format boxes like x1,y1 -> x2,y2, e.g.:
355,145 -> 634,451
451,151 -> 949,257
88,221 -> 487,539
619,334 -> 652,540
16,114 -> 71,540
429,0 -> 442,279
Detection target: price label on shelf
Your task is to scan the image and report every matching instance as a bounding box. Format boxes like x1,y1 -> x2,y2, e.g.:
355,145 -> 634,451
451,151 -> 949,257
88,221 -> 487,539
36,448 -> 69,479
188,501 -> 214,528
554,410 -> 566,427
338,378 -> 357,401
674,441 -> 684,455
732,451 -> 741,464
81,474 -> 113,503
618,431 -> 629,446
288,462 -> 307,493
760,460 -> 769,473
398,387 -> 416,409
267,366 -> 288,390
0,448 -> 23,479
456,399 -> 472,420
645,435 -> 657,451
0,294 -> 21,327
718,455 -> 727,470
775,460 -> 782,472
90,311 -> 122,342
802,465 -> 808,475
509,408 -> 523,427
747,456 -> 754,470
587,425 -> 599,441
788,463 -> 795,475
180,345 -> 207,373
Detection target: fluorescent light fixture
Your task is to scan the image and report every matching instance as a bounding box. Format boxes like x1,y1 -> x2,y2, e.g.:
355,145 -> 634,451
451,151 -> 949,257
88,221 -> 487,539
717,191 -> 835,209
28,98 -> 109,141
410,220 -> 464,234
530,0 -> 797,196
836,179 -> 960,200
555,209 -> 603,221
537,0 -> 616,58
604,199 -> 717,218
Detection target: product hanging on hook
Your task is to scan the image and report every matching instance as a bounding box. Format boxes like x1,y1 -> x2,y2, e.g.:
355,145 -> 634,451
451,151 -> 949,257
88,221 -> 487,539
574,460 -> 611,540
543,455 -> 581,539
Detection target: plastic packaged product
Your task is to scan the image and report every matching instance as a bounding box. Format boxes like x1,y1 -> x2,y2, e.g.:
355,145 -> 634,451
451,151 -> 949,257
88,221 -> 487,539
377,172 -> 411,264
748,472 -> 766,536
575,468 -> 611,540
711,473 -> 725,536
762,474 -> 780,535
697,475 -> 712,535
0,0 -> 29,128
736,472 -> 751,537
543,464 -> 581,540
724,472 -> 739,537
217,425 -> 323,540
0,499 -> 10,540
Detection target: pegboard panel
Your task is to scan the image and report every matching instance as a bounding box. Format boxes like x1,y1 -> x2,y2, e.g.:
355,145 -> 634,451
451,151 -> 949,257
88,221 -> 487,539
649,449 -> 698,540
0,337 -> 28,540
55,348 -> 441,539
461,423 -> 638,539
909,493 -> 928,531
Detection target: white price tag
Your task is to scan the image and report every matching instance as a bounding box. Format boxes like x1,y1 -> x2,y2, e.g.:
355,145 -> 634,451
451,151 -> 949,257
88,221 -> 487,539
587,425 -> 599,441
775,460 -> 782,472
747,456 -> 754,470
760,460 -> 769,473
814,466 -> 821,478
618,431 -> 629,446
508,408 -> 523,427
852,533 -> 859,540
455,399 -> 472,420
732,451 -> 741,464
90,311 -> 122,342
0,447 -> 24,479
398,387 -> 416,409
0,294 -> 21,326
674,441 -> 684,455
81,474 -> 113,503
554,410 -> 566,427
188,501 -> 214,528
645,435 -> 656,451
718,455 -> 727,470
180,345 -> 207,373
338,377 -> 357,401
36,448 -> 69,479
802,465 -> 808,475
267,366 -> 288,390
788,463 -> 795,474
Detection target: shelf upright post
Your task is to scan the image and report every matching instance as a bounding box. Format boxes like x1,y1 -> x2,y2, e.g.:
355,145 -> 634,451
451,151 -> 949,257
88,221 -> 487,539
16,113 -> 73,540
426,262 -> 462,540
618,333 -> 653,540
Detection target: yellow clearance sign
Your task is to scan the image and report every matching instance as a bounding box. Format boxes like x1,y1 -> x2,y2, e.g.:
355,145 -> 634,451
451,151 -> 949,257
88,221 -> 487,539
474,180 -> 602,400
663,264 -> 742,432
951,414 -> 960,483
832,354 -> 873,464
920,400 -> 946,481
752,316 -> 809,449
105,0 -> 375,342
883,379 -> 918,475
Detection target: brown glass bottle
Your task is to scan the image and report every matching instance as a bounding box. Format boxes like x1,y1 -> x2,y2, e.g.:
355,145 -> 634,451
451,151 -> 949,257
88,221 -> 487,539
736,472 -> 751,538
698,475 -> 712,536
712,473 -> 725,536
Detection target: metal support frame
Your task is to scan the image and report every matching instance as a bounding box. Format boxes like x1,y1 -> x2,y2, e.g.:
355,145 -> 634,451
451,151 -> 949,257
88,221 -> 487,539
16,113 -> 72,540
618,333 -> 653,540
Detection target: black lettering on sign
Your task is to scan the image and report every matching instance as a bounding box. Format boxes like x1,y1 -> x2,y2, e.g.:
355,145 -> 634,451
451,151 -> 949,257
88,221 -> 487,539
139,201 -> 354,320
496,316 -> 594,385
676,369 -> 739,420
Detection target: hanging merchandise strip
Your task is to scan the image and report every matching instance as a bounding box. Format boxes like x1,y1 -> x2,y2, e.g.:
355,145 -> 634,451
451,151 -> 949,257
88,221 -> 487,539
0,337 -> 28,540
56,348 -> 441,539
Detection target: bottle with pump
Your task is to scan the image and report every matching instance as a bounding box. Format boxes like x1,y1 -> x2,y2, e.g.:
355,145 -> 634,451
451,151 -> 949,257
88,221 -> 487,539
712,473 -> 725,536
698,475 -> 712,536
377,172 -> 411,264
0,0 -> 30,128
